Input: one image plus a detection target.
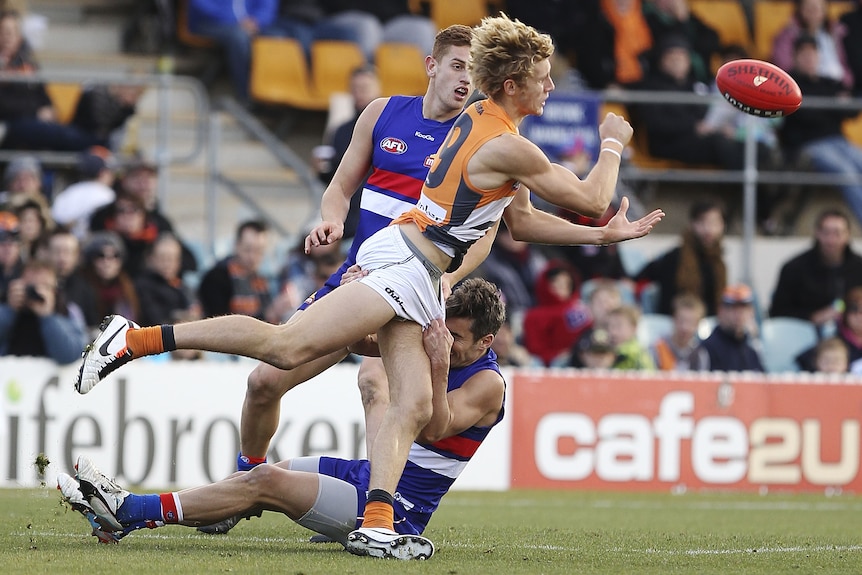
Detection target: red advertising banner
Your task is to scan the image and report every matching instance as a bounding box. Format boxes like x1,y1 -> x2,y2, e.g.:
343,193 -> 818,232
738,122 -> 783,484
510,371 -> 862,493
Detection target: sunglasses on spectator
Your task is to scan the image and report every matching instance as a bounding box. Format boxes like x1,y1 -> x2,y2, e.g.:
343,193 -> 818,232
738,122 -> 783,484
847,305 -> 862,314
95,251 -> 121,260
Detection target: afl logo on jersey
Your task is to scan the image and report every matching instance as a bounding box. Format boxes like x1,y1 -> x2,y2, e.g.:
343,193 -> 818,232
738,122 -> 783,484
380,137 -> 407,154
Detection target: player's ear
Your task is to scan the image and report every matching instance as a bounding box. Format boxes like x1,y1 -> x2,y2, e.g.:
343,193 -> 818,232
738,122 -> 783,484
479,333 -> 494,351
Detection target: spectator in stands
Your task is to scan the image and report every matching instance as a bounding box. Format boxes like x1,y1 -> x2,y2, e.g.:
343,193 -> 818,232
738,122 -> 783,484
572,0 -> 653,90
45,228 -> 99,331
490,317 -> 539,367
633,35 -> 773,171
475,220 -> 546,333
567,279 -> 625,368
0,259 -> 88,364
316,64 -> 380,183
506,0 -> 582,67
813,336 -> 850,373
780,35 -> 862,228
134,232 -> 197,327
98,192 -> 159,278
841,0 -> 862,95
0,154 -> 43,207
607,304 -> 655,370
51,146 -> 117,239
71,82 -> 146,151
198,219 -> 273,321
772,0 -> 853,90
573,327 -> 617,369
637,200 -> 727,316
323,1 -> 437,60
314,64 -> 381,240
81,231 -> 140,323
699,284 -> 764,372
651,292 -> 708,370
0,10 -> 101,152
187,0 -> 280,105
11,194 -> 51,262
91,157 -> 197,274
643,0 -> 721,84
771,209 -> 862,331
0,210 -> 22,301
522,260 -> 591,366
269,237 -> 343,324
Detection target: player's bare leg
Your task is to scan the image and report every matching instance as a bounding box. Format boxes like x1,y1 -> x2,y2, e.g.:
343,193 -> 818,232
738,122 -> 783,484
240,350 -> 350,461
356,357 -> 389,455
77,282 -> 395,393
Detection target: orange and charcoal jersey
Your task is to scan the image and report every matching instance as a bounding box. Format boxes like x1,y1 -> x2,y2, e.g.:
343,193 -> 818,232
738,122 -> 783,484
391,98 -> 522,272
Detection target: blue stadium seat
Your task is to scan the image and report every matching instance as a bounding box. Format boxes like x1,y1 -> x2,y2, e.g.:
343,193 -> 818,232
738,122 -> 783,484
759,317 -> 819,373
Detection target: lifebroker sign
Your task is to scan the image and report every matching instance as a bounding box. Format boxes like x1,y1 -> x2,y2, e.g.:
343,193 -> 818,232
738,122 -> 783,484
510,371 -> 862,492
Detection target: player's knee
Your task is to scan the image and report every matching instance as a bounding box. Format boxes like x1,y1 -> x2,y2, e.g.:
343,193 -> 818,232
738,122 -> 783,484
392,387 -> 433,428
240,463 -> 278,497
246,364 -> 287,404
357,374 -> 387,411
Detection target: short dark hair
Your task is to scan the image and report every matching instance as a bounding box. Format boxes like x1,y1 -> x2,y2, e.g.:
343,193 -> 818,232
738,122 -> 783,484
689,200 -> 724,222
794,34 -> 818,53
446,278 -> 505,340
815,208 -> 850,231
235,219 -> 268,242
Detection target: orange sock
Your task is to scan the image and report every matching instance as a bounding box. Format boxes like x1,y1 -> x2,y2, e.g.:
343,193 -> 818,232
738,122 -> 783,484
361,501 -> 394,530
126,326 -> 165,357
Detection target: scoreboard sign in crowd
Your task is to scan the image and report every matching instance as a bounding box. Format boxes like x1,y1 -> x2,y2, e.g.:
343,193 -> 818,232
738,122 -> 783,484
1,358 -> 860,493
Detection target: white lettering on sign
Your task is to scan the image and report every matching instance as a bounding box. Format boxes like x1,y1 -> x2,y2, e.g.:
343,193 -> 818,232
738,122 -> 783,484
534,391 -> 860,486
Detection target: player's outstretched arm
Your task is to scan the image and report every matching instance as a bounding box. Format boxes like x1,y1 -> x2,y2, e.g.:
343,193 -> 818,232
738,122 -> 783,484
503,189 -> 664,246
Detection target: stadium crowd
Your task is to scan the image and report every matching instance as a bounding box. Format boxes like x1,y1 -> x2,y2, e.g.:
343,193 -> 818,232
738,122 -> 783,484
3,0 -> 862,375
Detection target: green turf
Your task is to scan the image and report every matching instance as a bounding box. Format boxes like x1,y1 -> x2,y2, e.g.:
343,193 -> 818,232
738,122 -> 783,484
4,486 -> 861,574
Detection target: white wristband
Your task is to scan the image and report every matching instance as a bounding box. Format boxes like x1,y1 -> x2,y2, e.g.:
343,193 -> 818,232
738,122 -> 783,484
601,147 -> 622,160
601,137 -> 624,150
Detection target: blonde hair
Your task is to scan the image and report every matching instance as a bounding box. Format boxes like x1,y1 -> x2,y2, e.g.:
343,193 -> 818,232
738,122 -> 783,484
469,13 -> 554,99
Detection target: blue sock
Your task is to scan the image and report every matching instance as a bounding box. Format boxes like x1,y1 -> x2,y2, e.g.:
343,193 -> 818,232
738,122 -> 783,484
116,494 -> 161,525
237,452 -> 266,472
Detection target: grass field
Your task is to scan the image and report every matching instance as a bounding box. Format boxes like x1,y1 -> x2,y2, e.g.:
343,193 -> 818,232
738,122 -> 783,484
4,486 -> 862,574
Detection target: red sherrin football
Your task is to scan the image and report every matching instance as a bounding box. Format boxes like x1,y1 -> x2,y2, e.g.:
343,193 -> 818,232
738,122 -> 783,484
715,58 -> 802,117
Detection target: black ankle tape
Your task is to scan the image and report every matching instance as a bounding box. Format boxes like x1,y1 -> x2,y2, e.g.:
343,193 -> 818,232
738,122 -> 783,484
367,489 -> 394,505
161,324 -> 177,352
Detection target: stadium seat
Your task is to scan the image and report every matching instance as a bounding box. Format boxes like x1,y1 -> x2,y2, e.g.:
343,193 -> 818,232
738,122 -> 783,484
408,0 -> 501,29
754,1 -> 854,60
310,40 -> 367,102
830,1 -> 855,20
759,316 -> 819,373
637,313 -> 674,348
690,0 -> 753,53
844,114 -> 862,147
45,82 -> 82,124
376,42 -> 428,97
250,37 -> 328,111
753,1 -> 795,60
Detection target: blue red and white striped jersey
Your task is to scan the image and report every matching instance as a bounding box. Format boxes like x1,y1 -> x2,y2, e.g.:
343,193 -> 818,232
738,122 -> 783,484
393,348 -> 505,532
346,96 -> 459,265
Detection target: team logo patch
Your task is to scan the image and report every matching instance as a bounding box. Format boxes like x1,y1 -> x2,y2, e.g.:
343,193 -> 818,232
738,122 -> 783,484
380,137 -> 407,154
